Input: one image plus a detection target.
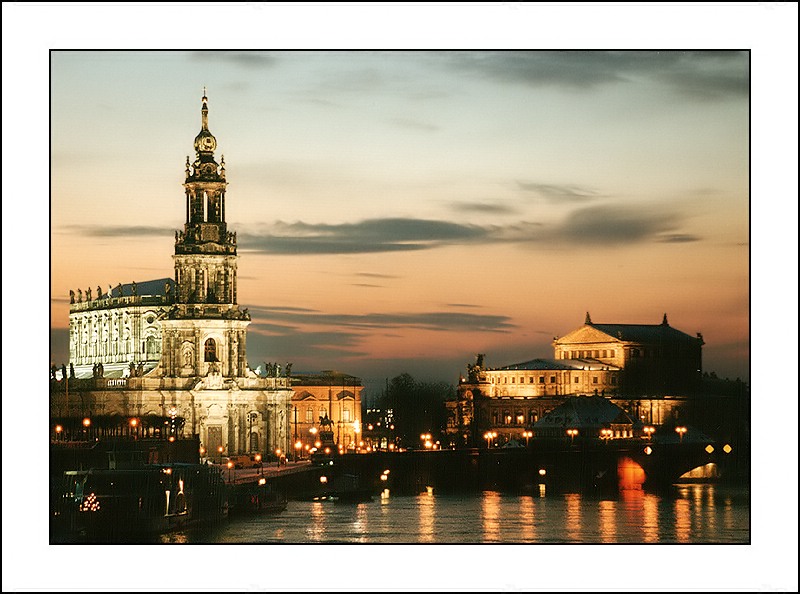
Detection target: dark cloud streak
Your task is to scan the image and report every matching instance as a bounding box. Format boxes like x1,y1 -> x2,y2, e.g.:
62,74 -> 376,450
442,50 -> 748,100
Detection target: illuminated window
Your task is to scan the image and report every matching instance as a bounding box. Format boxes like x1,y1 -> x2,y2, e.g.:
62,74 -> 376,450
343,408 -> 351,422
204,338 -> 217,362
504,412 -> 512,425
516,412 -> 524,425
306,406 -> 313,423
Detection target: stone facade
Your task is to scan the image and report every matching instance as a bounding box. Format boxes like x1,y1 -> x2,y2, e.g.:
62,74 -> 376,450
52,93 -> 294,457
289,372 -> 364,454
447,313 -> 704,447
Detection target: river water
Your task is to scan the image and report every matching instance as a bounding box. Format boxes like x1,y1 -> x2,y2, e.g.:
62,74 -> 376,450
163,482 -> 749,544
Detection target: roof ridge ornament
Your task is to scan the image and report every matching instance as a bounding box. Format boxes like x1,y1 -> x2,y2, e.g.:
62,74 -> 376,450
662,312 -> 669,325
585,311 -> 592,325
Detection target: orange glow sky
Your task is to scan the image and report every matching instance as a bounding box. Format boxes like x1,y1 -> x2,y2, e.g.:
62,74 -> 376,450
47,48 -> 751,390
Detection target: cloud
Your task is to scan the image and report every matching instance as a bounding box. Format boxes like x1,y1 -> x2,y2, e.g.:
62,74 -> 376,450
516,182 -> 606,203
64,204 -> 700,258
61,224 -> 175,238
544,204 -> 702,246
190,51 -> 277,69
355,272 -> 399,279
249,306 -> 516,333
238,218 -> 489,254
449,201 -> 520,214
442,50 -> 748,100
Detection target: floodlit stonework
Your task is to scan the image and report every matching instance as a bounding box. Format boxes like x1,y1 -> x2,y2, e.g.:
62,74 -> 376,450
52,93 -> 294,457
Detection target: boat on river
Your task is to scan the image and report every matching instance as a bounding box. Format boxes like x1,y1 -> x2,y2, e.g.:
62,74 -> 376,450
51,463 -> 227,542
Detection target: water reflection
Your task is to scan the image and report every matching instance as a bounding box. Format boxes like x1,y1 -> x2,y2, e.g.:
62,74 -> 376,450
518,496 -> 536,542
564,493 -> 581,542
674,496 -> 691,543
481,491 -> 501,542
152,483 -> 748,544
418,492 -> 435,543
642,492 -> 660,543
598,500 -> 617,543
307,501 -> 326,542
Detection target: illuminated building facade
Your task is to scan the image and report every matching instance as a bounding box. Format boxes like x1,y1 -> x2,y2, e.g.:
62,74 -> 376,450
447,313 -> 704,447
51,93 -> 293,457
289,372 -> 364,455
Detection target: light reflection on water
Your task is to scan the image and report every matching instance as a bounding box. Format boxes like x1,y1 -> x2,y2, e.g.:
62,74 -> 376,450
170,483 -> 748,544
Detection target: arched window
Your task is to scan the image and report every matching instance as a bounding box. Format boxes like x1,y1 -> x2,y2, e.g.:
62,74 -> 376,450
204,338 -> 218,362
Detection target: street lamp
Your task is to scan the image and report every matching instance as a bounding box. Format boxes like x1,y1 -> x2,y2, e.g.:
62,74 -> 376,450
129,417 -> 139,440
600,428 -> 612,444
420,433 -> 432,449
54,424 -> 63,441
217,445 -> 224,463
675,426 -> 687,443
255,453 -> 262,475
294,440 -> 302,461
484,431 -> 497,449
522,430 -> 533,446
275,448 -> 282,467
566,428 -> 578,444
82,417 -> 91,440
643,426 -> 655,440
227,460 -> 234,483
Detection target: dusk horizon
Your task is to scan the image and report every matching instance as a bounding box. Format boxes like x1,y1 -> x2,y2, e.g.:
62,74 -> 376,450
49,50 -> 750,396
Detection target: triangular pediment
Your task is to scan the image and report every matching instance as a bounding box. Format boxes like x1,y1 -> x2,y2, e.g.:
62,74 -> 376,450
556,325 -> 622,345
294,391 -> 316,401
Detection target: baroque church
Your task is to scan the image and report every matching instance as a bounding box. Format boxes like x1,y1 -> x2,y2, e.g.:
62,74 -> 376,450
51,93 -> 294,458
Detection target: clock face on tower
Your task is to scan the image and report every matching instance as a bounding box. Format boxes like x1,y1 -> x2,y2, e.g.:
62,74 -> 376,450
195,134 -> 216,152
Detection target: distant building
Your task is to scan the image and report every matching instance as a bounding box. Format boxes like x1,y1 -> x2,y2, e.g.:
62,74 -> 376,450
287,371 -> 364,455
51,93 -> 294,458
447,313 -> 703,447
554,312 -> 704,396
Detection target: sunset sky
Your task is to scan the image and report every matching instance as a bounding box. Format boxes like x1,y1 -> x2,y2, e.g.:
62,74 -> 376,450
48,48 -> 751,393
4,4 -> 798,591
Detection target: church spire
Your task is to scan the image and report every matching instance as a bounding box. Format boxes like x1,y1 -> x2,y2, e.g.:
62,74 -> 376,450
201,88 -> 209,131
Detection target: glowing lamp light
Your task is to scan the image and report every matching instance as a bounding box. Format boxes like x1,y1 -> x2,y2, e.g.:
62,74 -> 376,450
55,425 -> 63,433
723,444 -> 733,454
538,468 -> 546,476
258,478 -> 266,486
129,418 -> 138,427
199,447 -> 206,455
324,447 -> 331,454
705,444 -> 714,454
644,446 -> 653,455
380,474 -> 388,481
82,418 -> 91,427
320,476 -> 328,484
169,436 -> 175,442
227,461 -> 234,469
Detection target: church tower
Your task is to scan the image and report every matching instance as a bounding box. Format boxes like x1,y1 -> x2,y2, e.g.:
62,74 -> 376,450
159,91 -> 251,379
